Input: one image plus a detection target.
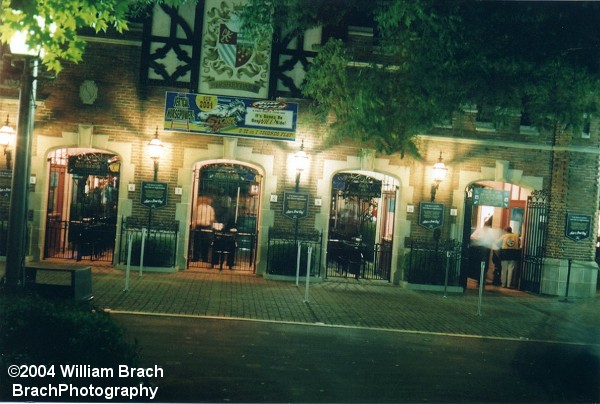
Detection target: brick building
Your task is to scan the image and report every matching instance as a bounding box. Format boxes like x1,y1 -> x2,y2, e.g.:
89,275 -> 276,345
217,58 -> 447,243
0,1 -> 598,297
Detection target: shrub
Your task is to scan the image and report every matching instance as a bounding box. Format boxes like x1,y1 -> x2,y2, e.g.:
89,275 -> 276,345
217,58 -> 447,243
0,292 -> 140,400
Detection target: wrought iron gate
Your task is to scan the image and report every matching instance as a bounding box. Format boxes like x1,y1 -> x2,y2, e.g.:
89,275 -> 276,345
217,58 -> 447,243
520,190 -> 549,293
326,172 -> 396,281
187,163 -> 261,271
44,149 -> 120,262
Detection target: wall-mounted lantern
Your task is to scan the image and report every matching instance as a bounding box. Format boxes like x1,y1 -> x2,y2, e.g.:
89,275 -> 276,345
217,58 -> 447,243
0,115 -> 15,169
430,151 -> 447,202
293,139 -> 309,192
147,127 -> 164,181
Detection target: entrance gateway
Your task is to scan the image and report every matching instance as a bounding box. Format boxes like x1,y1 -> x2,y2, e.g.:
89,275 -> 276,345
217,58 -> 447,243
462,182 -> 547,293
44,148 -> 120,262
187,162 -> 261,272
326,171 -> 398,281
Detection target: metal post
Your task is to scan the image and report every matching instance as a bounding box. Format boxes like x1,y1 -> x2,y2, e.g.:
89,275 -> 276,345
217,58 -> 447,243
124,233 -> 133,292
477,261 -> 485,316
304,246 -> 312,303
443,250 -> 450,298
561,259 -> 572,303
5,57 -> 36,291
295,241 -> 301,286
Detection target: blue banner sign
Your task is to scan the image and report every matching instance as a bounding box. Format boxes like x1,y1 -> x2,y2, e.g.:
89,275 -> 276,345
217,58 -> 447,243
164,92 -> 298,141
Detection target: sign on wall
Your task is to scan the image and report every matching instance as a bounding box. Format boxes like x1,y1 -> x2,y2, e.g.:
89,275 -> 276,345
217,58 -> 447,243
419,202 -> 444,230
565,213 -> 592,241
164,92 -> 298,141
283,192 -> 309,220
472,188 -> 510,208
141,181 -> 168,209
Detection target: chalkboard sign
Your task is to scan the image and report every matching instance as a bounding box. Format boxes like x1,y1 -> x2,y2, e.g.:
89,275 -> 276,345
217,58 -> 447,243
141,181 -> 168,208
473,188 -> 510,208
283,192 -> 308,220
565,213 -> 592,241
419,202 -> 444,230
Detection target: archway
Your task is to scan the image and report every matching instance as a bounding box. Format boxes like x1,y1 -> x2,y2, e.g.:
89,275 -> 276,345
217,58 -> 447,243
44,148 -> 120,261
326,171 -> 398,280
187,162 -> 262,272
461,181 -> 543,292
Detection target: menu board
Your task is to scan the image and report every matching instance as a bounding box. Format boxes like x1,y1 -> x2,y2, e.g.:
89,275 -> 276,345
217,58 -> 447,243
419,202 -> 444,230
473,188 -> 510,208
283,192 -> 308,220
565,213 -> 592,241
140,181 -> 168,208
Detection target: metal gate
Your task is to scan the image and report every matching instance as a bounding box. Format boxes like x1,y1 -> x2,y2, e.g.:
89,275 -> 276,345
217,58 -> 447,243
187,163 -> 261,272
520,190 -> 549,293
326,172 -> 396,281
44,149 -> 120,262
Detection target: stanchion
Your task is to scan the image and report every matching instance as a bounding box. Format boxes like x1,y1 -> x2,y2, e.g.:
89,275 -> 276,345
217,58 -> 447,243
443,251 -> 450,298
139,228 -> 147,277
304,246 -> 312,303
477,261 -> 485,316
295,241 -> 301,287
124,233 -> 133,292
560,259 -> 573,303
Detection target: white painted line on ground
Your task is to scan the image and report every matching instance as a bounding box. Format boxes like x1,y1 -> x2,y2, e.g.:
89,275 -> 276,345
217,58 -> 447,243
104,308 -> 600,348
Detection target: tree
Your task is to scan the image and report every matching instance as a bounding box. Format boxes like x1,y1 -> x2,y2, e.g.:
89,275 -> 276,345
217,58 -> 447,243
0,0 -> 193,73
244,0 -> 600,155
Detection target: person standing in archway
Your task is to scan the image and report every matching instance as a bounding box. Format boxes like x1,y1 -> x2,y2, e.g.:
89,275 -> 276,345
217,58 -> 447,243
498,226 -> 520,288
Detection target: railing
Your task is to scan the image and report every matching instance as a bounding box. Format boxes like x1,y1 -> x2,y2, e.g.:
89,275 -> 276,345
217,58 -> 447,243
187,229 -> 257,272
44,218 -> 115,262
405,239 -> 462,287
118,217 -> 179,268
326,240 -> 391,281
267,229 -> 322,277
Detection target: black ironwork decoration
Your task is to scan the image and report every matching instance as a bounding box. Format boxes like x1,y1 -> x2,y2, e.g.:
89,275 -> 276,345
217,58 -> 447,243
141,3 -> 203,88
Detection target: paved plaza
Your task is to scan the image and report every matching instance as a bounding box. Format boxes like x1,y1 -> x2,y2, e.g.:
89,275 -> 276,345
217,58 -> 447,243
82,263 -> 600,346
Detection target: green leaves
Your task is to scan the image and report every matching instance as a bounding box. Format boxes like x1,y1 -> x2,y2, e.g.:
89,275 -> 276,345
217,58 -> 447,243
1,0 -> 136,73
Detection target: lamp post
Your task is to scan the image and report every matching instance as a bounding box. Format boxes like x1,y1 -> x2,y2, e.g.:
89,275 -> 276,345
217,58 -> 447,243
147,127 -> 164,182
292,139 -> 309,244
145,128 -> 164,238
430,151 -> 447,202
0,115 -> 15,169
4,47 -> 38,291
293,139 -> 309,192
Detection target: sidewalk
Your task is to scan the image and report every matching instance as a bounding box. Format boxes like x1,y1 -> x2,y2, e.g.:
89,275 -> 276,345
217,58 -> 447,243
88,264 -> 600,346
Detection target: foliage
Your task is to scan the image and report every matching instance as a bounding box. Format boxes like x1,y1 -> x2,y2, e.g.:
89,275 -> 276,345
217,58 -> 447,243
0,293 -> 140,399
245,0 -> 600,154
0,0 -> 194,73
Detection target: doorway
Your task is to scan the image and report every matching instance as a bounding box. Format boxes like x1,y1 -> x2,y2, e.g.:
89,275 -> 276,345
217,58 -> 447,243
187,162 -> 262,272
44,148 -> 120,261
326,171 -> 398,280
462,181 -> 544,292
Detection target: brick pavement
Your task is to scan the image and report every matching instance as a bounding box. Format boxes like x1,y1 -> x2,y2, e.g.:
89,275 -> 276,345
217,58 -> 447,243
87,264 -> 600,346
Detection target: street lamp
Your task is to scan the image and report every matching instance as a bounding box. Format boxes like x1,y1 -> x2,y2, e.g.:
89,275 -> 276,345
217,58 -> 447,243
4,32 -> 39,291
293,139 -> 309,192
0,115 -> 15,169
147,127 -> 164,182
430,151 -> 447,202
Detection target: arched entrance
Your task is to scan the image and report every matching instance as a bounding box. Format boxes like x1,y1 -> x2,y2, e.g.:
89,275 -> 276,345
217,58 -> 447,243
461,181 -> 547,292
326,171 -> 398,280
44,148 -> 120,261
187,162 -> 262,272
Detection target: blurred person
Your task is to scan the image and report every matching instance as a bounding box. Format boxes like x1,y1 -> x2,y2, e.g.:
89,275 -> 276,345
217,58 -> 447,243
497,226 -> 520,288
